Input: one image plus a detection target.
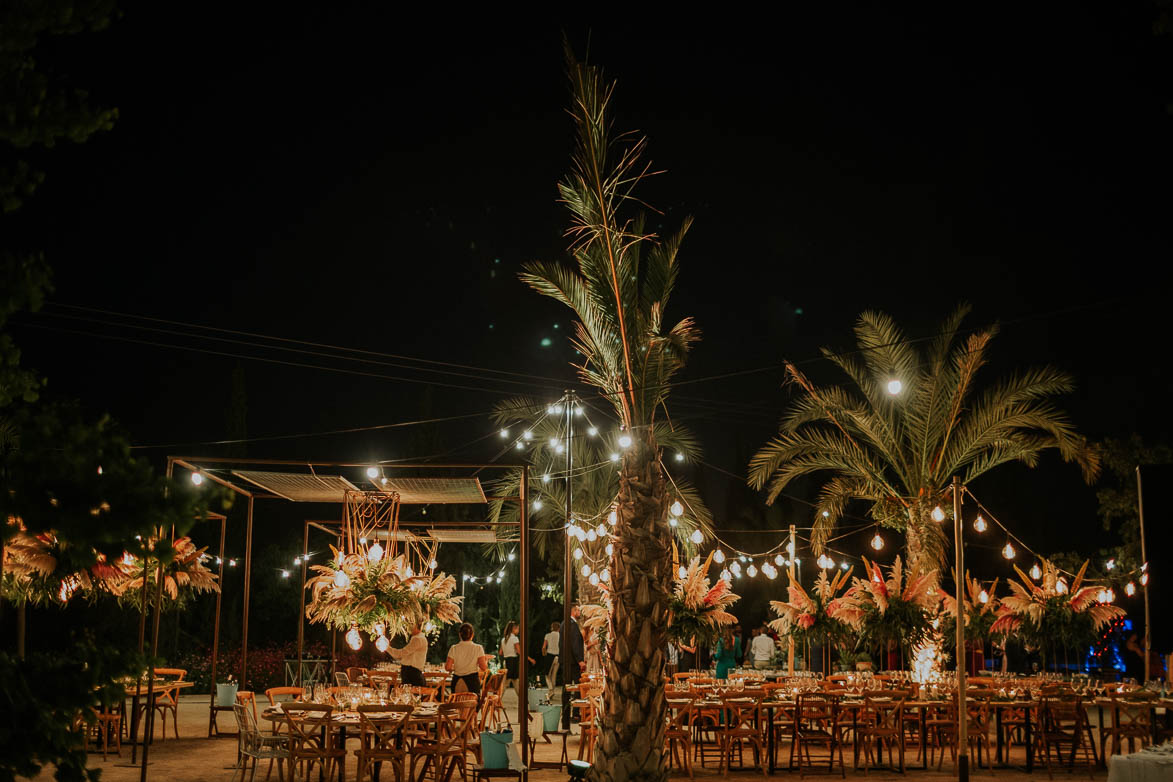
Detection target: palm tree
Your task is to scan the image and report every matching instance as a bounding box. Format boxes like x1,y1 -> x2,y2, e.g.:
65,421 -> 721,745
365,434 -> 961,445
486,396 -> 712,599
518,55 -> 698,782
748,306 -> 1099,575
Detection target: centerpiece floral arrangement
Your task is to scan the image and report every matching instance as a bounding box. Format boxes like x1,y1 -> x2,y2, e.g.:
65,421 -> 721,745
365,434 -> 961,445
111,536 -> 219,604
990,559 -> 1124,657
839,555 -> 940,656
665,551 -> 739,646
305,544 -> 461,651
939,570 -> 1000,644
768,567 -> 856,647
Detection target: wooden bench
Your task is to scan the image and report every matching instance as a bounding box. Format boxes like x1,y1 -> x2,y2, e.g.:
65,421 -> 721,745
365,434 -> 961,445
472,743 -> 526,781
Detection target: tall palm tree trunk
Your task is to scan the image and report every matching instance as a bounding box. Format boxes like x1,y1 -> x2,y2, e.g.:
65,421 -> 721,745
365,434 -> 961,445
589,434 -> 671,782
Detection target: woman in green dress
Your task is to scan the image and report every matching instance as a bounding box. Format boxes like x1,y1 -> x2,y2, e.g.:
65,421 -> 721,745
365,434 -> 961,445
713,627 -> 741,680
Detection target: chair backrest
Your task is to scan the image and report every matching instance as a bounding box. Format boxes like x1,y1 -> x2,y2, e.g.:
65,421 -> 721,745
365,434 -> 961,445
236,690 -> 259,721
665,699 -> 694,733
483,671 -> 505,697
797,693 -> 839,727
580,681 -> 604,698
721,698 -> 761,734
232,703 -> 251,754
672,672 -> 693,682
284,703 -> 336,745
447,692 -> 478,706
346,667 -> 367,683
411,685 -> 439,702
334,672 -> 350,687
435,703 -> 473,750
1040,695 -> 1083,733
357,704 -> 412,750
1111,695 -> 1155,731
861,695 -> 905,730
154,668 -> 187,680
266,686 -> 303,706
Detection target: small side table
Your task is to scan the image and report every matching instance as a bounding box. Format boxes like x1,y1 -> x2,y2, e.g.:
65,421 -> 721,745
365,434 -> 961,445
528,727 -> 572,770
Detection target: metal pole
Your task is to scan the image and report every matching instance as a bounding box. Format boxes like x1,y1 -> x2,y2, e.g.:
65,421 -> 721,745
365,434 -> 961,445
207,515 -> 226,737
953,476 -> 968,782
140,551 -> 166,781
1137,466 -> 1151,683
240,496 -> 254,687
561,391 -> 574,729
788,524 -> 796,674
519,464 -> 531,771
297,520 -> 309,685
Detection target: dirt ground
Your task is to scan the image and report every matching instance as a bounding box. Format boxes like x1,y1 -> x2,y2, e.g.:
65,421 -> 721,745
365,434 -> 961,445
20,693 -> 1113,781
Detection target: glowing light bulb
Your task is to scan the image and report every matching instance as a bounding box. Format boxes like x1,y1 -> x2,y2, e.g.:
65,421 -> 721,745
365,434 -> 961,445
360,538 -> 367,545
516,442 -> 524,450
714,549 -> 726,563
191,472 -> 203,486
605,543 -> 613,556
670,500 -> 684,516
281,570 -> 290,578
678,566 -> 688,579
549,437 -> 560,448
294,557 -> 301,565
978,590 -> 989,604
555,444 -> 565,454
766,566 -> 778,580
581,564 -> 591,577
821,511 -> 830,518
553,404 -> 564,414
1106,558 -> 1116,570
1056,578 -> 1068,594
346,626 -> 363,651
366,466 -> 379,479
574,548 -> 583,560
608,510 -> 617,525
430,559 -> 438,570
595,524 -> 606,537
533,499 -> 543,511
97,465 -> 103,475
690,529 -> 704,545
424,621 -> 436,633
747,564 -> 758,578
507,552 -> 516,562
566,525 -> 576,538
609,453 -> 620,462
542,473 -> 551,483
367,543 -> 384,563
774,554 -> 784,566
886,379 -> 903,395
229,559 -> 237,567
720,569 -> 732,582
931,506 -> 945,522
573,405 -> 583,416
675,452 -> 684,462
973,515 -> 987,532
586,530 -> 598,542
841,562 -> 850,570
601,568 -> 610,582
499,428 -> 509,438
669,516 -> 678,527
523,430 -> 533,441
1029,563 -> 1042,580
589,573 -> 600,586
871,533 -> 884,551
334,570 -> 351,588
1126,581 -> 1137,596
375,635 -> 390,653
1002,542 -> 1016,559
618,434 -> 632,448
373,622 -> 386,637
587,427 -> 598,437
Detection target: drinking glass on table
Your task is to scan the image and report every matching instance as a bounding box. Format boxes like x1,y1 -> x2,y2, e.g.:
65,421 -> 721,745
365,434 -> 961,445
302,685 -> 312,701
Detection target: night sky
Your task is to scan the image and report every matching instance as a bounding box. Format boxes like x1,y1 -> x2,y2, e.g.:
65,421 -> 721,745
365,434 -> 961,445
9,5 -> 1173,578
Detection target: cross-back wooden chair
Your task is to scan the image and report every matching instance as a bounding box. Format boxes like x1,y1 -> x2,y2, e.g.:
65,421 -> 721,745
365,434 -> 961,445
235,691 -> 259,723
794,693 -> 845,778
665,698 -> 695,780
283,703 -> 345,781
1101,692 -> 1155,759
147,668 -> 186,741
354,704 -> 412,782
408,702 -> 473,782
856,694 -> 906,774
718,697 -> 767,776
932,693 -> 994,770
1038,694 -> 1097,779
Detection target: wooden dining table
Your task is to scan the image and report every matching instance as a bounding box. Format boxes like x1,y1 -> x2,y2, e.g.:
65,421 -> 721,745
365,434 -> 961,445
122,678 -> 196,761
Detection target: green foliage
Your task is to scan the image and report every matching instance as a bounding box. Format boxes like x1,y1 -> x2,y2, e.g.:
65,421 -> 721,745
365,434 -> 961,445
749,305 -> 1100,574
0,633 -> 145,782
858,596 -> 933,658
1013,595 -> 1099,656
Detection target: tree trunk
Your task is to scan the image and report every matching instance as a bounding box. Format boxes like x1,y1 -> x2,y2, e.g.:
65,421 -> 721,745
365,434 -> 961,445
904,512 -> 946,577
587,434 -> 670,782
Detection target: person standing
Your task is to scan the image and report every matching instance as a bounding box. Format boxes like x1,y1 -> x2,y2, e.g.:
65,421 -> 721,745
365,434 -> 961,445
566,604 -> 585,680
751,625 -> 776,669
714,628 -> 740,680
388,623 -> 428,686
678,638 -> 697,673
542,621 -> 561,690
446,622 -> 488,695
500,620 -> 521,691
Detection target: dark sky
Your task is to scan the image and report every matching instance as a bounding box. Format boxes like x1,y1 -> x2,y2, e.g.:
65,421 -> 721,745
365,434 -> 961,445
9,5 -> 1172,574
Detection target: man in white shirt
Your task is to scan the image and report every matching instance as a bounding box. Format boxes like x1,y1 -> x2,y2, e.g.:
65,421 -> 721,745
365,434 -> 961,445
388,623 -> 428,686
541,621 -> 561,691
750,625 -> 776,669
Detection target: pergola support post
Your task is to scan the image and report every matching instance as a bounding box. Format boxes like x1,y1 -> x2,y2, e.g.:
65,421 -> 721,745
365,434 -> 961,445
207,514 -> 227,736
519,464 -> 530,780
240,496 -> 254,687
297,520 -> 308,685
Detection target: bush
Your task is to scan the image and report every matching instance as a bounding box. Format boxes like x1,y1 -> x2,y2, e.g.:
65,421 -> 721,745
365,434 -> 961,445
175,641 -> 379,692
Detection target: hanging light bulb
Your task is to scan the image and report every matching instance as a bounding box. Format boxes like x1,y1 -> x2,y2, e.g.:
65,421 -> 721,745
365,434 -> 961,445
931,506 -> 945,522
765,565 -> 778,580
542,473 -> 551,483
675,452 -> 684,462
1029,563 -> 1042,580
507,552 -> 516,562
191,472 -> 204,486
573,548 -> 583,560
886,379 -> 903,395
586,529 -> 598,542
587,426 -> 598,436
774,554 -> 786,566
367,542 -> 384,563
1056,578 -> 1069,594
609,453 -> 620,462
720,568 -> 732,582
516,442 -> 524,450
786,542 -> 796,556
678,565 -> 688,579
346,626 -> 363,651
424,621 -> 436,633
589,573 -> 600,586
978,590 -> 989,604
581,564 -> 592,577
375,635 -> 390,653
281,570 -> 290,578
605,543 -> 613,557
871,533 -> 884,551
713,549 -> 726,563
608,510 -> 618,525
690,529 -> 704,545
533,499 -> 543,511
334,570 -> 351,588
523,430 -> 533,441
1141,573 -> 1150,586
1002,542 -> 1016,559
618,434 -> 633,448
500,428 -> 509,438
601,568 -> 610,582
429,559 -> 438,570
747,564 -> 758,577
366,466 -> 379,479
973,515 -> 988,533
668,517 -> 678,527
670,500 -> 684,516
565,525 -> 576,538
1126,581 -> 1137,596
595,524 -> 607,537
730,561 -> 742,576
373,621 -> 386,637
1105,558 -> 1116,571
555,444 -> 565,454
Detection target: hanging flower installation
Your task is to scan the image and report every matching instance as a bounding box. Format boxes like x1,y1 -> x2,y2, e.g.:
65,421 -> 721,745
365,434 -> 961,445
990,559 -> 1124,659
110,536 -> 219,603
839,555 -> 940,656
305,544 -> 461,645
768,567 -> 856,647
939,570 -> 1000,644
665,551 -> 740,645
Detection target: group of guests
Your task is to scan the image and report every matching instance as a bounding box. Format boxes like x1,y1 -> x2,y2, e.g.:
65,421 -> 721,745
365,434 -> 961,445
670,622 -> 782,679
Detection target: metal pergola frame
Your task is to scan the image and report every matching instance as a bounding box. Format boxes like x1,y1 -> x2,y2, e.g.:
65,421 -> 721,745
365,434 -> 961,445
165,456 -> 532,769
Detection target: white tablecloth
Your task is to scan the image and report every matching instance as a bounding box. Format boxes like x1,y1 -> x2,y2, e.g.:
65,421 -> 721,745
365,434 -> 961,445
1108,743 -> 1173,782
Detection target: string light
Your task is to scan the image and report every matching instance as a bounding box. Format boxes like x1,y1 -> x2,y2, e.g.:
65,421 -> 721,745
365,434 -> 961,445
499,429 -> 509,438
605,543 -> 613,556
366,467 -> 379,479
747,564 -> 758,578
886,379 -> 903,395
1106,558 -> 1116,570
523,430 -> 533,441
1002,542 -> 1016,559
588,573 -> 600,586
670,500 -> 684,516
367,543 -> 384,563
609,453 -> 619,462
573,549 -> 583,560
375,636 -> 390,653
346,626 -> 363,651
973,515 -> 987,533
1126,581 -> 1137,596
678,566 -> 688,579
675,452 -> 684,462
595,524 -> 606,537
714,549 -> 726,563
870,533 -> 884,550
978,590 -> 989,604
690,529 -> 704,545
931,506 -> 945,522
1141,573 -> 1149,586
720,569 -> 731,582
668,517 -> 678,527
542,473 -> 551,483
601,568 -> 610,582
430,559 -> 438,570
1029,563 -> 1042,580
587,427 -> 598,437
533,499 -> 543,511
586,529 -> 598,542
1056,578 -> 1069,594
280,570 -> 289,578
618,434 -> 633,449
191,472 -> 203,486
608,510 -> 618,525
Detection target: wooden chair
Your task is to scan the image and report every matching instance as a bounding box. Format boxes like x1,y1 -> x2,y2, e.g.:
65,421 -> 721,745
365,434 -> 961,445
354,704 -> 411,782
236,691 -> 260,722
794,693 -> 845,778
347,667 -> 368,684
718,697 -> 767,776
576,693 -> 603,763
856,695 -> 905,774
151,667 -> 187,740
1038,694 -> 1097,779
411,685 -> 439,702
334,671 -> 351,686
264,687 -> 303,706
284,703 -> 345,781
665,698 -> 695,779
87,705 -> 123,760
933,694 -> 994,770
764,684 -> 797,771
1100,692 -> 1155,759
409,702 -> 473,782
232,703 -> 289,782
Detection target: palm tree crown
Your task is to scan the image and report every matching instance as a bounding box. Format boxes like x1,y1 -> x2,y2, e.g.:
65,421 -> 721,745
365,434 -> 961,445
749,306 -> 1099,574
